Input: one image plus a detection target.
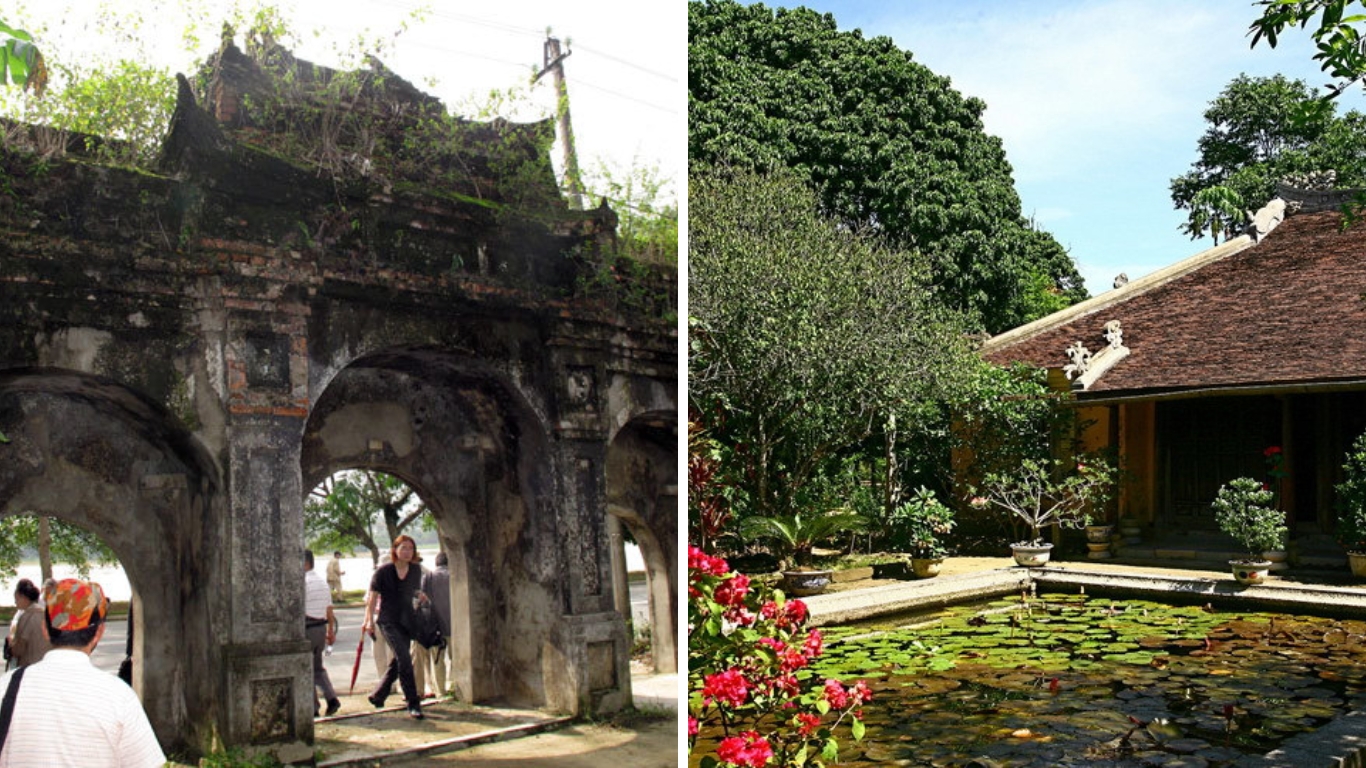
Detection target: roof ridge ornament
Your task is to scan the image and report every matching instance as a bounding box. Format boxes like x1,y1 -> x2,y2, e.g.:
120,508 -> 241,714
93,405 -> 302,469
1246,198 -> 1286,242
1063,320 -> 1129,391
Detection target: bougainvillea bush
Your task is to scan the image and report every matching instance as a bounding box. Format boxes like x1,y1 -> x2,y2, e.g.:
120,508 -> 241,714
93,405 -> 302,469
689,546 -> 869,767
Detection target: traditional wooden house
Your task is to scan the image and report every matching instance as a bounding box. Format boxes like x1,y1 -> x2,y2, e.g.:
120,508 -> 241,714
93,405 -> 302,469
981,185 -> 1366,558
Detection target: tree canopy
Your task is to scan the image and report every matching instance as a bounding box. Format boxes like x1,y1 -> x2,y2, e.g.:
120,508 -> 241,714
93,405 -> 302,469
305,470 -> 431,566
689,168 -> 971,523
688,0 -> 1086,334
1249,0 -> 1366,99
1169,74 -> 1366,241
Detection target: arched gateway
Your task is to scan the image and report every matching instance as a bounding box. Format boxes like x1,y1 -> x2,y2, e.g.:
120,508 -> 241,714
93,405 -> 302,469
0,34 -> 676,760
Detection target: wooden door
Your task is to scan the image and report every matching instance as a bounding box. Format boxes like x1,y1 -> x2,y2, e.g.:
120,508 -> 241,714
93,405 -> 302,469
1157,396 -> 1279,530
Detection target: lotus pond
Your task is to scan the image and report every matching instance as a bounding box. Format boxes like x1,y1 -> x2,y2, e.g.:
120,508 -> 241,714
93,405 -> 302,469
801,590 -> 1366,766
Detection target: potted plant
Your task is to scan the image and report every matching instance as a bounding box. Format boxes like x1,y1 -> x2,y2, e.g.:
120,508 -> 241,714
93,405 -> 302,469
976,456 -> 1116,567
739,508 -> 867,595
1335,431 -> 1366,577
1211,477 -> 1286,585
889,487 -> 956,578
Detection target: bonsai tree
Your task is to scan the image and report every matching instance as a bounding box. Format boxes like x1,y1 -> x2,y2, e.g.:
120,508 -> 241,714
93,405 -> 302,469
738,508 -> 867,571
975,456 -> 1116,546
889,487 -> 956,560
1336,430 -> 1366,554
1211,477 -> 1287,563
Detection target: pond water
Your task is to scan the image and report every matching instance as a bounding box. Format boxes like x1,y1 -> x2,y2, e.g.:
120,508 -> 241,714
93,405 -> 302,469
800,591 -> 1366,767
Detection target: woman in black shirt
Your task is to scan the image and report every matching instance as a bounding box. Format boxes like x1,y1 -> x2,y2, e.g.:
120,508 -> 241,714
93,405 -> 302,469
361,534 -> 428,718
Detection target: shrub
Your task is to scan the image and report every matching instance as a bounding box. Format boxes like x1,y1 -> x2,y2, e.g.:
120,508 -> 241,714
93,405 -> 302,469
689,546 -> 868,767
1211,477 -> 1286,561
1336,431 -> 1366,553
888,487 -> 955,558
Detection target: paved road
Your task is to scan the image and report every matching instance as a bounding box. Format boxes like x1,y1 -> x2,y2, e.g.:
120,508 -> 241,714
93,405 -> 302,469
90,579 -> 653,693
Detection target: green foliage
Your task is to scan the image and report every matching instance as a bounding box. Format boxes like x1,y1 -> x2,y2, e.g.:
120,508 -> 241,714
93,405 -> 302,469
975,455 -> 1117,546
1249,0 -> 1366,98
0,19 -> 44,93
738,509 -> 867,569
887,487 -> 956,559
305,470 -> 429,564
0,515 -> 117,579
1170,74 -> 1366,241
688,0 -> 1087,334
585,157 -> 677,265
1335,430 -> 1366,551
1211,477 -> 1286,559
689,168 -> 972,529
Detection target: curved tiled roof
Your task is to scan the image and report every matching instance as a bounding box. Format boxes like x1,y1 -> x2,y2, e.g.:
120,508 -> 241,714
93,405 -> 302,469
981,208 -> 1366,397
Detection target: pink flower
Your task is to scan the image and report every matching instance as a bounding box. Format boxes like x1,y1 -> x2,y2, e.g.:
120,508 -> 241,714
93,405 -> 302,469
716,731 -> 772,768
969,496 -> 988,509
823,678 -> 850,709
802,629 -> 824,658
851,679 -> 873,704
688,716 -> 699,736
702,668 -> 749,708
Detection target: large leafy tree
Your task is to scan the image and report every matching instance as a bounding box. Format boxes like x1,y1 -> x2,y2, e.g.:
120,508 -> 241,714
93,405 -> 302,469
689,168 -> 971,527
1170,74 -> 1366,241
688,0 -> 1086,334
305,470 -> 431,566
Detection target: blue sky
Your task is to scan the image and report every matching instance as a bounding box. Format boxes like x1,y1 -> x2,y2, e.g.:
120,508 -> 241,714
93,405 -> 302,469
767,0 -> 1366,297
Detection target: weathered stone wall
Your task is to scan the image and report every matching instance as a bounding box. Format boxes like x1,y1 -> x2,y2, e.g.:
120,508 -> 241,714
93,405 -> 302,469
0,43 -> 675,757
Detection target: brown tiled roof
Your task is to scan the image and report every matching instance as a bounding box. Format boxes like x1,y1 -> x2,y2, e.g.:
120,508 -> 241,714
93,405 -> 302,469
981,209 -> 1366,397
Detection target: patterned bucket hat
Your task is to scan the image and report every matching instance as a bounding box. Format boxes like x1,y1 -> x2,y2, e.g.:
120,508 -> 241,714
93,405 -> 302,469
44,578 -> 107,631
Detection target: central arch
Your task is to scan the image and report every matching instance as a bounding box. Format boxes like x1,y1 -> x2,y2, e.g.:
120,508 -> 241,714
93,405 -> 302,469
301,347 -> 571,708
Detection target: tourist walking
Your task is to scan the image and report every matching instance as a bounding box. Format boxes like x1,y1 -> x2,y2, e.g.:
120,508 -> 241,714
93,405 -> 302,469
362,536 -> 428,719
413,551 -> 452,698
305,550 -> 340,717
327,551 -> 345,602
0,578 -> 165,767
7,579 -> 50,668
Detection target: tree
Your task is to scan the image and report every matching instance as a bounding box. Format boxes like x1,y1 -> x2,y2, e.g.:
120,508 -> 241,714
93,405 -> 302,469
0,19 -> 44,93
689,168 -> 971,527
1249,1 -> 1366,100
305,470 -> 430,565
1169,74 -> 1366,241
688,0 -> 1087,334
0,515 -> 117,581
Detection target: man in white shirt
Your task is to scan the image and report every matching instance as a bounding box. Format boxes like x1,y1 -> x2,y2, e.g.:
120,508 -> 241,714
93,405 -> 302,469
0,578 -> 165,768
305,550 -> 340,717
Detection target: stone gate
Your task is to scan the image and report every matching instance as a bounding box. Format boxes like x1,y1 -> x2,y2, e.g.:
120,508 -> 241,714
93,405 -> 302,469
0,34 -> 676,760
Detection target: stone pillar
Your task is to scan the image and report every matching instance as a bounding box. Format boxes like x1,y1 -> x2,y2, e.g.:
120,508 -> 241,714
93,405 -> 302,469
545,433 -> 632,714
218,320 -> 314,756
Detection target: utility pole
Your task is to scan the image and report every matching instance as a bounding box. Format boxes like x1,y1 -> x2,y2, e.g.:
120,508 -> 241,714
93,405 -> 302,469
533,35 -> 585,210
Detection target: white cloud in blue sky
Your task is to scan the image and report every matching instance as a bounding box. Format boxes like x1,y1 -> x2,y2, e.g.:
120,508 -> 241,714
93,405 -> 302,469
772,0 -> 1366,296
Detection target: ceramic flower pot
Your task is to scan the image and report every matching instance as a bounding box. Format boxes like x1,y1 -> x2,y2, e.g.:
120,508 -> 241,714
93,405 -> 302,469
1086,541 -> 1113,559
1011,543 -> 1053,567
1229,559 -> 1272,585
781,569 -> 833,596
1085,524 -> 1115,544
911,557 -> 943,578
1349,552 -> 1366,578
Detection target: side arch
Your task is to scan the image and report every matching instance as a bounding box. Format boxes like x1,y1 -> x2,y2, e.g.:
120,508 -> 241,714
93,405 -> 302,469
0,368 -> 225,756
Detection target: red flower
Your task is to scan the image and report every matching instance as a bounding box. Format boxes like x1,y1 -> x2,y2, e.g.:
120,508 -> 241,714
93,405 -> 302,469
1264,446 -> 1282,457
713,573 -> 750,606
689,546 -> 730,578
794,712 -> 822,736
702,668 -> 749,708
716,731 -> 772,768
688,716 -> 699,736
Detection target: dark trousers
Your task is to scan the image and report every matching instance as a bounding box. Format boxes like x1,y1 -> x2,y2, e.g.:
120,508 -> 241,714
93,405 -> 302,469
373,621 -> 420,707
307,623 -> 337,711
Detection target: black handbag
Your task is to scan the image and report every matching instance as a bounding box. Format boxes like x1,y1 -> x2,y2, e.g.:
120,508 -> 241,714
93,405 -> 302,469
412,602 -> 446,650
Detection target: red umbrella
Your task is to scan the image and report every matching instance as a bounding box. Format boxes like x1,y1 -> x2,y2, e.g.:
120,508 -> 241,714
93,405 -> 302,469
348,633 -> 366,694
